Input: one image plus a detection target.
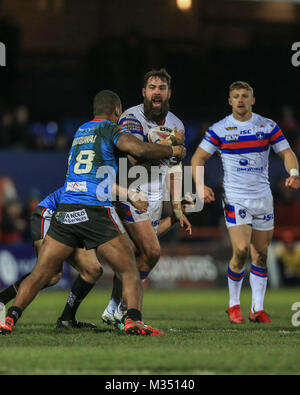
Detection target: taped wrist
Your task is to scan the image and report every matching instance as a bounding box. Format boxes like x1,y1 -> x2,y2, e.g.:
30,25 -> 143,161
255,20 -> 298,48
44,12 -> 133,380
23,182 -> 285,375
128,190 -> 139,203
290,168 -> 299,177
172,201 -> 183,220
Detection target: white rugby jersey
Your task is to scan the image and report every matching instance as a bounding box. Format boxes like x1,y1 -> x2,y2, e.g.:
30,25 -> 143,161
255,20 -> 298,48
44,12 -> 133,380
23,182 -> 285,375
118,103 -> 184,201
199,113 -> 290,199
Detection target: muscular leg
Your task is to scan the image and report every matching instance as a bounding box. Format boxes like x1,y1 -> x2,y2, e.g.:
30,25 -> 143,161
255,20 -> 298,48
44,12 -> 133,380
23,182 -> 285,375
126,220 -> 161,272
104,220 -> 160,321
249,229 -> 273,314
0,239 -> 62,305
228,225 -> 252,272
13,236 -> 73,311
97,233 -> 142,315
2,236 -> 73,329
57,249 -> 103,324
227,225 -> 252,311
250,229 -> 273,269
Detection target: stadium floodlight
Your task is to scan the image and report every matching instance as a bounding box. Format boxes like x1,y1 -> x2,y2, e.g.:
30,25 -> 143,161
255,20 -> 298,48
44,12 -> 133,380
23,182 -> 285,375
176,0 -> 192,11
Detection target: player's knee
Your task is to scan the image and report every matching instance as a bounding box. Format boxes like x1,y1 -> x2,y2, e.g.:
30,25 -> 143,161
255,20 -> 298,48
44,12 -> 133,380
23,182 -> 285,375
143,245 -> 161,269
48,272 -> 62,287
233,247 -> 249,270
254,250 -> 268,268
80,263 -> 103,283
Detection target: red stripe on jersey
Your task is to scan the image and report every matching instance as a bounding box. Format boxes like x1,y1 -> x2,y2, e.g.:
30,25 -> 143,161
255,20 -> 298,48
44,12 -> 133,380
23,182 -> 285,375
221,139 -> 269,150
270,129 -> 283,142
210,136 -> 220,146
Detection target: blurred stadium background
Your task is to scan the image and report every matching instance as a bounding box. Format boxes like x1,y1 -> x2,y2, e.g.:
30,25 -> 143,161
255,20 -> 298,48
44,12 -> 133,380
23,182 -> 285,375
0,0 -> 300,292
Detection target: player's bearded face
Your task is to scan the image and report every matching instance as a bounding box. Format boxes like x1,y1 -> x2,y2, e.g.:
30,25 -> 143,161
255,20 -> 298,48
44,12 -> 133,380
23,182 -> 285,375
143,77 -> 171,123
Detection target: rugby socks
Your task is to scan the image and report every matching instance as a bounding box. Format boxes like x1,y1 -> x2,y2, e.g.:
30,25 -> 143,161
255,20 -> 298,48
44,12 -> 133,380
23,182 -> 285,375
109,271 -> 150,315
6,306 -> 22,325
227,266 -> 245,307
249,264 -> 268,313
125,308 -> 142,322
110,274 -> 123,305
106,298 -> 118,315
59,275 -> 94,321
140,271 -> 150,282
0,273 -> 30,305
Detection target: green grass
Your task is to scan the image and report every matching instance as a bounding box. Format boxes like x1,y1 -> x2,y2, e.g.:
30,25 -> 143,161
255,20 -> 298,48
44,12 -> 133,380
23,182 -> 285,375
1,287 -> 300,375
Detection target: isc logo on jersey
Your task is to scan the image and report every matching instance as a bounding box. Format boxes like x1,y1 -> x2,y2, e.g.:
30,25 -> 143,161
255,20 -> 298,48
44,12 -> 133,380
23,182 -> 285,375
263,214 -> 274,221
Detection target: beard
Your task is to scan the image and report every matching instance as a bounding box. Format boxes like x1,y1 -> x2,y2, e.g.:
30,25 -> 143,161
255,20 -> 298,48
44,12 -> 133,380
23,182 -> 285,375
143,97 -> 170,124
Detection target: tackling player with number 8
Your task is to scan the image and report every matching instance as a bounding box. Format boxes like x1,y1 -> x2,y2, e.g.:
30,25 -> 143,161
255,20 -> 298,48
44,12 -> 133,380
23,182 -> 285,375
0,89 -> 186,335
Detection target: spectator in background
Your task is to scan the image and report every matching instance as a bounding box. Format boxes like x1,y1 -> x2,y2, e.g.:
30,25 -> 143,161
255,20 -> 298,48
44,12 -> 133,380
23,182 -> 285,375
276,230 -> 300,286
0,199 -> 26,244
0,176 -> 22,243
0,176 -> 18,216
0,105 -> 30,148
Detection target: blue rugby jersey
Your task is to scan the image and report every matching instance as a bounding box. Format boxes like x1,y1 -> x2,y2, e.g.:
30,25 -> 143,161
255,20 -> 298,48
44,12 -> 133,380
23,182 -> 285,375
60,118 -> 128,206
38,186 -> 64,211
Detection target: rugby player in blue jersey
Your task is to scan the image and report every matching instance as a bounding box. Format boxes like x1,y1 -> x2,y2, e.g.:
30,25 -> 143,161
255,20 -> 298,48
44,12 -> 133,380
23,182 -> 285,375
0,185 -> 150,328
0,187 -> 105,329
0,90 -> 185,335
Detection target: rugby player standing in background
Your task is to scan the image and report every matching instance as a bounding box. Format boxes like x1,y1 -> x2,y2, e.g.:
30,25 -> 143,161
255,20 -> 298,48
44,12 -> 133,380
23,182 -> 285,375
191,81 -> 300,324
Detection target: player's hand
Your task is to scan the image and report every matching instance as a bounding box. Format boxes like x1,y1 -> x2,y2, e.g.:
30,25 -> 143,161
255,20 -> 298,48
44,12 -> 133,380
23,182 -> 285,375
204,185 -> 215,203
172,145 -> 186,160
172,129 -> 185,146
128,190 -> 149,212
285,176 -> 300,190
179,214 -> 192,235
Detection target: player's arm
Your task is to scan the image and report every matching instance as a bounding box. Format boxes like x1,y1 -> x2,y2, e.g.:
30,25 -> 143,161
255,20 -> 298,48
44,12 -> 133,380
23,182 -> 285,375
166,162 -> 192,235
112,183 -> 149,212
157,213 -> 192,238
276,148 -> 300,190
116,133 -> 186,162
157,193 -> 193,237
191,146 -> 215,203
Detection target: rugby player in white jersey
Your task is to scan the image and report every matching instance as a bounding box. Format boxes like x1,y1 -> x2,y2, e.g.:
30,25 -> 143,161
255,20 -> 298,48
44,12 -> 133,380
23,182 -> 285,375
102,69 -> 191,325
191,81 -> 300,324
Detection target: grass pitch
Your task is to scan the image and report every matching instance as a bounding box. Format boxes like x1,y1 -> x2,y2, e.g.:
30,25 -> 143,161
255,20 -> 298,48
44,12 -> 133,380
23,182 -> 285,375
0,287 -> 300,375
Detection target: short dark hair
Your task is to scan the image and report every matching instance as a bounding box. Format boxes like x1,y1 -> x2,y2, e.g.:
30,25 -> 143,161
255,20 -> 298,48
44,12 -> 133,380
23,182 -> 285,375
143,68 -> 171,89
93,90 -> 121,116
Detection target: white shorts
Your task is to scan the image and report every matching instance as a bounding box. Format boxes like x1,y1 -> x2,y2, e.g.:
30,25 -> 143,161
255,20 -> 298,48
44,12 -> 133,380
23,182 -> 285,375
222,195 -> 274,231
115,200 -> 163,233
